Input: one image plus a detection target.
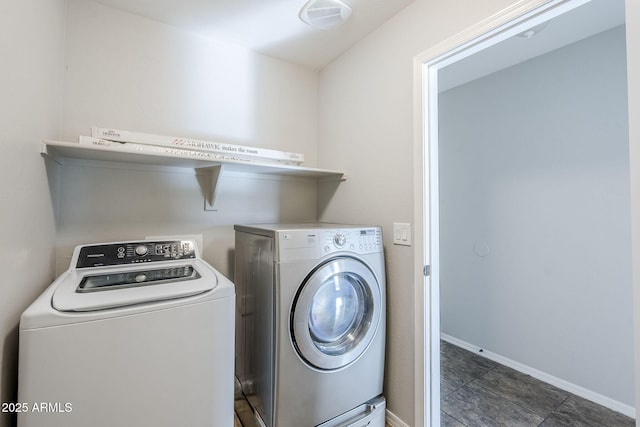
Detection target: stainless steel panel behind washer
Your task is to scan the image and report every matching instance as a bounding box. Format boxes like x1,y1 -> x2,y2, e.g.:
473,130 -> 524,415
234,223 -> 386,427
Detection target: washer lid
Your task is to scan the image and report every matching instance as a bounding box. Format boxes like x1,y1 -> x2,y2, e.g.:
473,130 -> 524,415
52,260 -> 218,312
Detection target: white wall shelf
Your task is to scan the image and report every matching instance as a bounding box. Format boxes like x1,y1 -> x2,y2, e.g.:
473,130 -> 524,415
42,140 -> 346,210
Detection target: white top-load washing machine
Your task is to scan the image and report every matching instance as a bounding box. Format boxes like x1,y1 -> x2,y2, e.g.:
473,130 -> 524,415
234,223 -> 386,427
18,239 -> 235,427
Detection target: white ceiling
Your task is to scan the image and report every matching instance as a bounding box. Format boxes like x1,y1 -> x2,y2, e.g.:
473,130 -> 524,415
91,0 -> 416,69
439,0 -> 626,92
87,0 -> 625,77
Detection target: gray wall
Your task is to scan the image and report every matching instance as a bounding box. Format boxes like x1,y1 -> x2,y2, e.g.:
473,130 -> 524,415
0,2 -> 66,427
439,26 -> 634,407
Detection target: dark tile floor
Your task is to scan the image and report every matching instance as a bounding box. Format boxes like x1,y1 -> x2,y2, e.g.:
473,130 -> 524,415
441,340 -> 636,427
234,341 -> 635,426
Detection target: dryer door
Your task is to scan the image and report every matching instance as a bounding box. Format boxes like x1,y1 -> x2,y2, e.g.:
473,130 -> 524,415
291,256 -> 381,371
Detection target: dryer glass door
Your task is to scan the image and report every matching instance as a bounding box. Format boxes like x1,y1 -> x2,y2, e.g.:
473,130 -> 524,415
291,257 -> 381,370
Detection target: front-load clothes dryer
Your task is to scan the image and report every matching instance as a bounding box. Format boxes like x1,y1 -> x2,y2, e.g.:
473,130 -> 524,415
234,223 -> 386,427
17,239 -> 235,427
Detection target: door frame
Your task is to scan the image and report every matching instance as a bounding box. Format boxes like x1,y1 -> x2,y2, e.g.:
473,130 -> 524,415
411,0 -> 602,425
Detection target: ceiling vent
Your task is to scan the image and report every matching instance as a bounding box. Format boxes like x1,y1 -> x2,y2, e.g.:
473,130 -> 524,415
299,0 -> 352,30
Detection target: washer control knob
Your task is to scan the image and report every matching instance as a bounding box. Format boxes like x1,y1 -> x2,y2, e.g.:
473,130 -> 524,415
135,245 -> 148,256
135,274 -> 147,283
333,233 -> 346,248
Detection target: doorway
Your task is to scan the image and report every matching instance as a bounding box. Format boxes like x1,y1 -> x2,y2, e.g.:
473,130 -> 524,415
413,0 -> 634,425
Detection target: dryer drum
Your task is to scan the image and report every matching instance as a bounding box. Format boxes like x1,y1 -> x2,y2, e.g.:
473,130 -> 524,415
291,256 -> 381,371
308,272 -> 370,354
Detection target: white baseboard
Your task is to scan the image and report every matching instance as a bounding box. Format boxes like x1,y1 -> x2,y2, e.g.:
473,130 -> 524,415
385,409 -> 410,427
441,333 -> 636,419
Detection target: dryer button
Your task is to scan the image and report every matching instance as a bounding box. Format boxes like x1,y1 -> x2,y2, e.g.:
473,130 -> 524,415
135,245 -> 148,256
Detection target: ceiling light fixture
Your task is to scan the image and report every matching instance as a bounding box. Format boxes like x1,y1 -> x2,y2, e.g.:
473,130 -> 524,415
299,0 -> 352,30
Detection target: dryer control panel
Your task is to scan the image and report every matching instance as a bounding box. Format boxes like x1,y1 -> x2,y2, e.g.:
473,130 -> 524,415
321,228 -> 382,255
75,240 -> 197,268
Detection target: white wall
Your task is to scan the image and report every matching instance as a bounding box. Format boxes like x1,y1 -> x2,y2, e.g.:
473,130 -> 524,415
317,0 -> 525,424
439,26 -> 634,408
59,0 -> 321,276
625,0 -> 640,420
0,2 -> 66,427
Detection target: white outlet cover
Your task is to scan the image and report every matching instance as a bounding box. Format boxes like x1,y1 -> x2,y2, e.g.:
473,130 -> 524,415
393,223 -> 412,246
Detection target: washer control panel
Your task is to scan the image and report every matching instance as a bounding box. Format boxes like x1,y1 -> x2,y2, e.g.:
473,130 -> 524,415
75,240 -> 197,268
322,228 -> 382,255
333,232 -> 346,248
